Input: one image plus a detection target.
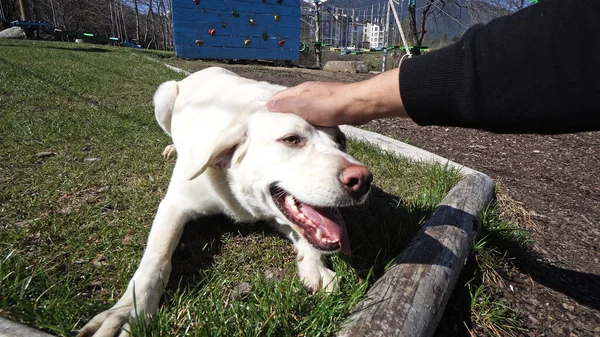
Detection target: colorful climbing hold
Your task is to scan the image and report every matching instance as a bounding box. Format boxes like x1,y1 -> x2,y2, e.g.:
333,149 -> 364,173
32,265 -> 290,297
231,10 -> 239,17
208,29 -> 216,36
278,39 -> 285,47
262,32 -> 269,41
193,0 -> 199,4
274,15 -> 280,21
195,40 -> 204,46
222,23 -> 226,28
244,40 -> 251,46
249,18 -> 256,25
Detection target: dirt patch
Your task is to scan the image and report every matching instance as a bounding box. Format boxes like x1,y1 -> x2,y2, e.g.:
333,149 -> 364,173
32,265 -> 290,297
366,118 -> 600,336
164,60 -> 600,335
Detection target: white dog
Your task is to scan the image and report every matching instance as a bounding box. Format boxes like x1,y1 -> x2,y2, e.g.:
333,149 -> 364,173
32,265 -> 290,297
79,67 -> 372,337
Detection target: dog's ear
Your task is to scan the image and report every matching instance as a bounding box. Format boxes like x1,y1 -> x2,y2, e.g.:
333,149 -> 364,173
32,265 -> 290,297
188,124 -> 248,180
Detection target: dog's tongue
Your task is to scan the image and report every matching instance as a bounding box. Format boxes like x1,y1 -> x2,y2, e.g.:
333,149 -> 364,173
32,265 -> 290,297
298,204 -> 351,255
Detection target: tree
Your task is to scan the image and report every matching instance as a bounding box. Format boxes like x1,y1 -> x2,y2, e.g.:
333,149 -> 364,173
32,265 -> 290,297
468,0 -> 527,25
406,0 -> 463,47
302,0 -> 327,68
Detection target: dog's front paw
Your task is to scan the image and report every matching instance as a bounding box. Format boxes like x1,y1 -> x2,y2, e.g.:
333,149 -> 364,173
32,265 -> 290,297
161,144 -> 177,158
297,257 -> 338,293
78,305 -> 144,337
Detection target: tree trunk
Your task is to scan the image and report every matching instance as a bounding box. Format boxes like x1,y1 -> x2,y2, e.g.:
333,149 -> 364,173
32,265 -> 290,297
120,0 -> 128,41
143,0 -> 152,46
314,1 -> 322,68
407,0 -> 436,47
18,0 -> 34,39
418,1 -> 434,46
407,2 -> 418,46
133,0 -> 140,43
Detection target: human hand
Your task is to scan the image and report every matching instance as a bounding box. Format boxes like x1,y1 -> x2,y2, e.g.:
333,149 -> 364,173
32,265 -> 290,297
267,68 -> 406,126
266,81 -> 367,126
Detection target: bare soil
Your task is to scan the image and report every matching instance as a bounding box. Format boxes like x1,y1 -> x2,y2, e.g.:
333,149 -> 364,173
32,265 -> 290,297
168,59 -> 600,336
367,118 -> 600,337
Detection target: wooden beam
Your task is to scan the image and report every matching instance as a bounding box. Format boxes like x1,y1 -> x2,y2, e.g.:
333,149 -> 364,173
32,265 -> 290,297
337,172 -> 495,337
340,125 -> 480,176
0,316 -> 56,337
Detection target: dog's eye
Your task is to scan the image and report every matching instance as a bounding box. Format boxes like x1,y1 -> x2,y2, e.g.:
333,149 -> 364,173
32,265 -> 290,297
280,134 -> 303,146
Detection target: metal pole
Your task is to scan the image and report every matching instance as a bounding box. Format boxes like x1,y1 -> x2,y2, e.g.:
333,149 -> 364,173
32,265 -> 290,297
382,1 -> 391,72
351,9 -> 354,49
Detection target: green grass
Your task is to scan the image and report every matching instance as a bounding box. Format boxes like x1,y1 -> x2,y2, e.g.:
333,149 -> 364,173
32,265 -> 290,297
1,39 -> 524,337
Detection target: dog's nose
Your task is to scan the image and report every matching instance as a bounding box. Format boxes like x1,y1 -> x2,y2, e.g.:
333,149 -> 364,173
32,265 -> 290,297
339,164 -> 373,199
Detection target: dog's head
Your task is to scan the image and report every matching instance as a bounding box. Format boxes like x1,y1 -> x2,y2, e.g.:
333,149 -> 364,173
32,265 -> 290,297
189,110 -> 372,255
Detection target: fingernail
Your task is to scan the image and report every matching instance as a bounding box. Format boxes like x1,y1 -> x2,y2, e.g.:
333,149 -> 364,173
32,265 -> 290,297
266,100 -> 277,111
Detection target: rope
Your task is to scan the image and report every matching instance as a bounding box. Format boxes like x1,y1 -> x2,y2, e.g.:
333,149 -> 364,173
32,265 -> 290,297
388,0 -> 412,58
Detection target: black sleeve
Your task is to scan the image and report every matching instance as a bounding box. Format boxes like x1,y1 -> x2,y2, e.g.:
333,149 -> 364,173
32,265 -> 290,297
399,0 -> 600,134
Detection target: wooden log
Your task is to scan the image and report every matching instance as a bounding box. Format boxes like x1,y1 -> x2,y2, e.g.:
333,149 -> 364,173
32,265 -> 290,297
340,125 -> 480,176
338,172 -> 495,337
0,316 -> 56,337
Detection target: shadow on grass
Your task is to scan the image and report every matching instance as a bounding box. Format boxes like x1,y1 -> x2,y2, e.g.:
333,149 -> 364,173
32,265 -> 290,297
0,42 -> 111,53
47,46 -> 112,53
342,186 -> 436,279
0,56 -> 158,132
167,185 -> 437,290
168,215 -> 274,289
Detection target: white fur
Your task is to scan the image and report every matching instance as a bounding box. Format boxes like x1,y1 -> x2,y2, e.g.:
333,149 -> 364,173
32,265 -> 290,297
79,67 -> 371,337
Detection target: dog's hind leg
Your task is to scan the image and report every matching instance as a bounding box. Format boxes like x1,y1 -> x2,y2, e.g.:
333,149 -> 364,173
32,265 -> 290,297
78,199 -> 191,337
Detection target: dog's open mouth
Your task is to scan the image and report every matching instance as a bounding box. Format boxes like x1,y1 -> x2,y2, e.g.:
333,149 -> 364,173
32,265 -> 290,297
270,187 -> 351,255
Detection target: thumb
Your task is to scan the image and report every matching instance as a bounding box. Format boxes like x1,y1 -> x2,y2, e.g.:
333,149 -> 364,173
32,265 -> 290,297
267,96 -> 303,114
266,98 -> 286,112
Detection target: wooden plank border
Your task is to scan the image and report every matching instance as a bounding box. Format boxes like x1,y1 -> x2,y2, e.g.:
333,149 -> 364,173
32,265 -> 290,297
338,126 -> 495,337
340,125 -> 480,176
0,316 -> 57,337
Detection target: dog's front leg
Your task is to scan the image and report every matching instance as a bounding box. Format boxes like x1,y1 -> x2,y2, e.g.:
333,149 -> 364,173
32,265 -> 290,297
294,239 -> 337,293
79,199 -> 190,337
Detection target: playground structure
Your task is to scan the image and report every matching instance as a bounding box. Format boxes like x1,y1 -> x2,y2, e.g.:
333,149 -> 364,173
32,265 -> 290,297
171,0 -> 301,61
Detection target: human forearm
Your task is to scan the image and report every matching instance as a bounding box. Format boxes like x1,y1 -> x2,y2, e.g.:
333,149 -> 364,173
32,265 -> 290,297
267,67 -> 408,126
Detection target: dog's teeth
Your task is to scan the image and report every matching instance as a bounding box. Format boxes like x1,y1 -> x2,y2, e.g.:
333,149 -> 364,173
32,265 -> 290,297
285,195 -> 295,206
316,229 -> 323,240
298,213 -> 306,219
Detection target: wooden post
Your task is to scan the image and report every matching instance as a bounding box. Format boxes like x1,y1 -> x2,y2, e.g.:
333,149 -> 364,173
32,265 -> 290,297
314,1 -> 322,68
0,316 -> 56,337
381,2 -> 390,72
18,0 -> 34,39
337,172 -> 495,337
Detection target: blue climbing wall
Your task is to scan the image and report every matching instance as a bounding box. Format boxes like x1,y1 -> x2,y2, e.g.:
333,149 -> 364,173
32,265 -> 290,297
172,0 -> 300,61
